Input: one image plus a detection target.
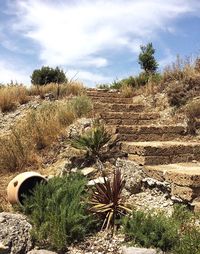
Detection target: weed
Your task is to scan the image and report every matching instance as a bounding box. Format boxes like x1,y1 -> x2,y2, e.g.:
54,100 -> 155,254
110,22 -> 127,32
90,169 -> 131,231
22,174 -> 96,251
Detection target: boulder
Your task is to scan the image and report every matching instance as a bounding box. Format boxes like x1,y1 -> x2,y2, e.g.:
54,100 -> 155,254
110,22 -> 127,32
0,212 -> 32,254
122,247 -> 157,254
27,250 -> 57,254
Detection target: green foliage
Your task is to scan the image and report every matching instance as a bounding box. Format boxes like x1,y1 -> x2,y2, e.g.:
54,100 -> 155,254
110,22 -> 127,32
135,72 -> 149,86
123,210 -> 179,252
123,205 -> 200,253
90,169 -> 131,231
31,66 -> 67,85
70,95 -> 92,118
71,121 -> 111,159
97,84 -> 110,90
110,80 -> 123,89
138,43 -> 158,74
22,174 -> 95,251
174,227 -> 200,254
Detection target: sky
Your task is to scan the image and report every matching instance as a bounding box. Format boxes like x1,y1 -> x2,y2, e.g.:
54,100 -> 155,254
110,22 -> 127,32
0,0 -> 200,87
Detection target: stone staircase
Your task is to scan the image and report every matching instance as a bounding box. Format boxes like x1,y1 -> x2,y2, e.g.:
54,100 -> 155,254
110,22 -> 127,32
87,89 -> 200,210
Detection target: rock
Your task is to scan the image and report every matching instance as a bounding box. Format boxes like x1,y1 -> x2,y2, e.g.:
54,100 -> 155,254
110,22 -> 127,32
116,159 -> 144,194
27,250 -> 57,254
88,177 -> 107,186
81,167 -> 97,176
66,118 -> 92,138
0,212 -> 32,254
122,247 -> 157,254
0,242 -> 9,254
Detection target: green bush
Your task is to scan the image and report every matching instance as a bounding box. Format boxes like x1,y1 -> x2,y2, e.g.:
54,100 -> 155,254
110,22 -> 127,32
138,42 -> 158,74
71,121 -> 111,160
135,72 -> 149,86
31,66 -> 67,85
22,174 -> 95,251
123,205 -> 200,253
70,95 -> 92,118
123,210 -> 179,252
110,80 -> 123,89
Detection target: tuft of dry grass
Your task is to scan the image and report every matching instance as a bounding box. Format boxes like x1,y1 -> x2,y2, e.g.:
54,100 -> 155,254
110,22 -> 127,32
0,96 -> 92,173
120,84 -> 134,98
185,99 -> 200,134
29,82 -> 85,99
0,85 -> 30,113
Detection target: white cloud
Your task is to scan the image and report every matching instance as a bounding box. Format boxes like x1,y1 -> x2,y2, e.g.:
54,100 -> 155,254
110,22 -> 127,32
67,69 -> 113,87
2,0 -> 200,85
0,60 -> 30,85
12,0 -> 199,69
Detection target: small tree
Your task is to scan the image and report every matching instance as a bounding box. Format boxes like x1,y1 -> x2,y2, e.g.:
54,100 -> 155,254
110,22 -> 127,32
138,43 -> 158,74
31,66 -> 67,85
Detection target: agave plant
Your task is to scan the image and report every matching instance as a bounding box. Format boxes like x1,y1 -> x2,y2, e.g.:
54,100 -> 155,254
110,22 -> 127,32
89,169 -> 131,231
71,121 -> 111,160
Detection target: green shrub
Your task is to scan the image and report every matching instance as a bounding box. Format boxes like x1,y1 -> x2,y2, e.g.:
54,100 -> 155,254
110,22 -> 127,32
22,174 -> 95,251
110,80 -> 123,89
123,210 -> 179,252
138,42 -> 158,74
70,95 -> 92,118
97,83 -> 110,90
71,121 -> 111,160
174,227 -> 200,254
31,66 -> 67,85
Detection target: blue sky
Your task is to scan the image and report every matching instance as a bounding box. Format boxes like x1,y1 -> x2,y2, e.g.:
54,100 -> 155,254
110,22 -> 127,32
0,0 -> 200,87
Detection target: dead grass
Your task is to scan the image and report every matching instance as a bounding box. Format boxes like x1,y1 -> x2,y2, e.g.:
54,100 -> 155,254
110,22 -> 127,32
0,96 -> 92,173
0,85 -> 30,113
29,82 -> 85,99
120,84 -> 134,98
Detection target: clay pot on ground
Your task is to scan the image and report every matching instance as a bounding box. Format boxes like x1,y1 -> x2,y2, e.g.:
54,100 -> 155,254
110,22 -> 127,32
7,171 -> 47,205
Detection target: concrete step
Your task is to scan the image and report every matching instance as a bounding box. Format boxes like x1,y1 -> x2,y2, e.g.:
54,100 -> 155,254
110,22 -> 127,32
93,102 -> 145,113
121,141 -> 200,165
145,163 -> 200,201
117,125 -> 186,141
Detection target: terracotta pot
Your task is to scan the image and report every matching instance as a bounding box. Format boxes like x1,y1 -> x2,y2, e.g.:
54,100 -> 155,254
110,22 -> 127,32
7,171 -> 47,205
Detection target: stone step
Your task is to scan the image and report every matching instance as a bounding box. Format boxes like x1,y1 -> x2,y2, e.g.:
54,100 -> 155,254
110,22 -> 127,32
87,91 -> 122,98
101,112 -> 159,120
121,141 -> 200,165
93,102 -> 145,113
117,125 -> 186,141
90,96 -> 133,104
103,118 -> 159,125
144,163 -> 200,201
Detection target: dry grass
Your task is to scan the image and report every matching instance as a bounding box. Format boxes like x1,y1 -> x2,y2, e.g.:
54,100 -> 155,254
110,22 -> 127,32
120,84 -> 134,98
185,99 -> 200,134
0,96 -> 92,173
29,82 -> 85,99
0,85 -> 30,112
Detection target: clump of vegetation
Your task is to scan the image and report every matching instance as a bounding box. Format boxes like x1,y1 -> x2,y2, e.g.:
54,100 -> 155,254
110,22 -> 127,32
22,174 -> 96,252
138,43 -> 158,74
123,205 -> 200,254
120,84 -> 134,98
71,121 -> 111,164
90,168 -> 131,231
29,81 -> 85,99
70,95 -> 92,118
31,66 -> 67,85
0,96 -> 92,172
185,99 -> 200,134
164,56 -> 200,107
0,85 -> 30,112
